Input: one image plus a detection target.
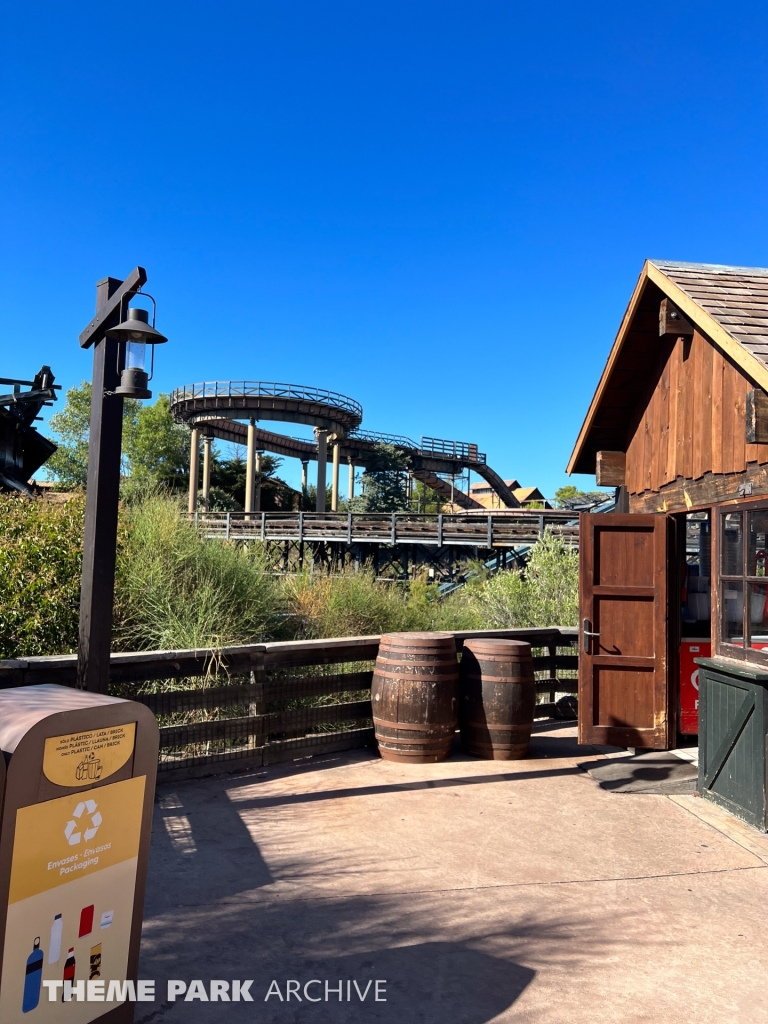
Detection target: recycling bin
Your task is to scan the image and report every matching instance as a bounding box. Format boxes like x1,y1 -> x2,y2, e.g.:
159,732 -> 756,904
0,684 -> 158,1023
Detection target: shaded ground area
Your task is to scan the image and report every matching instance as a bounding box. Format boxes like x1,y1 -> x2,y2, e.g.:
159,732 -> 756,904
138,723 -> 768,1024
580,749 -> 699,794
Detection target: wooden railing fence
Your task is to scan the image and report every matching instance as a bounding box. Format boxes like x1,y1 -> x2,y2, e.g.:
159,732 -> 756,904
0,628 -> 578,782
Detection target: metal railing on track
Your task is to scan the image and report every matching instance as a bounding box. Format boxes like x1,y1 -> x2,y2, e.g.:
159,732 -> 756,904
420,436 -> 485,463
348,428 -> 420,449
170,381 -> 363,419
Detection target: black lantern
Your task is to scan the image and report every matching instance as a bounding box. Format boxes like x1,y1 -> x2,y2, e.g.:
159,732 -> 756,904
106,304 -> 168,399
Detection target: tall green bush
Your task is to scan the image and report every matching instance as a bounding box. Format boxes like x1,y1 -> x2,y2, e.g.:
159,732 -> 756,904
114,493 -> 287,650
282,569 -> 436,638
0,494 -> 85,657
464,531 -> 579,628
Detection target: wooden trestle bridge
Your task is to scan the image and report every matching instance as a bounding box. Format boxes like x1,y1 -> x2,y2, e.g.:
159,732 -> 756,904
185,508 -> 579,577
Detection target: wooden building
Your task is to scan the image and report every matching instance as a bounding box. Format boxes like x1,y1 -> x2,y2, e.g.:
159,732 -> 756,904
568,260 -> 768,784
469,480 -> 551,509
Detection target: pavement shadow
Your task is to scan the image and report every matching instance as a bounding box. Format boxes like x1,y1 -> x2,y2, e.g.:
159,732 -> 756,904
578,753 -> 698,794
220,763 -> 584,813
135,941 -> 534,1024
138,903 -> 540,1024
146,782 -> 274,912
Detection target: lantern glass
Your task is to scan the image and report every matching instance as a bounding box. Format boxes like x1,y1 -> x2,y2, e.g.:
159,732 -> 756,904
125,340 -> 147,371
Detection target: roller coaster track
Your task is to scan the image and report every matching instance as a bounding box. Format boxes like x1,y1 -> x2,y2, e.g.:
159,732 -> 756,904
188,417 -> 513,509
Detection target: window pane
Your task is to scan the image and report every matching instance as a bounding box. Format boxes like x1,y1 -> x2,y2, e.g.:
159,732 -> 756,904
748,512 -> 768,576
749,583 -> 768,647
722,513 -> 743,576
722,580 -> 745,645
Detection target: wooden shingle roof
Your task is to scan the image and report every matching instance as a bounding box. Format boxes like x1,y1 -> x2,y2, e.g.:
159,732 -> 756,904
568,259 -> 768,475
651,260 -> 768,367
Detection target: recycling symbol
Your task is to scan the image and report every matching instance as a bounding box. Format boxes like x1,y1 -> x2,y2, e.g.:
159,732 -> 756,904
64,799 -> 102,846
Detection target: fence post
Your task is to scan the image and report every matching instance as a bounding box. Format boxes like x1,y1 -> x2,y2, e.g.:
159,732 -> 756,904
261,512 -> 266,541
437,513 -> 443,547
248,650 -> 266,761
391,512 -> 397,546
226,512 -> 231,541
347,512 -> 353,545
548,637 -> 558,704
487,513 -> 493,549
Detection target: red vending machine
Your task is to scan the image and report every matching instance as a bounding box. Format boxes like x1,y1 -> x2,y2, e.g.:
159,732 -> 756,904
679,640 -> 709,735
679,515 -> 711,736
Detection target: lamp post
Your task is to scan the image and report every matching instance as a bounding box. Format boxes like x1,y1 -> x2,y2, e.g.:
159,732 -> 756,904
77,269 -> 168,692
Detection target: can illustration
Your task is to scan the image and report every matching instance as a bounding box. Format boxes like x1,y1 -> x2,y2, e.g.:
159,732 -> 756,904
48,913 -> 62,964
22,937 -> 43,1013
89,943 -> 102,980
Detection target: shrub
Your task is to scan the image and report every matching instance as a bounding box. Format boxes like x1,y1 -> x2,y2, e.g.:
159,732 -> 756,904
467,531 -> 579,628
0,493 -> 85,657
113,494 -> 287,650
282,568 -> 436,638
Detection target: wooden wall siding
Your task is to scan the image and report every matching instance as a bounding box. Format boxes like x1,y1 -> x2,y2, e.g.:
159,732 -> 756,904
626,330 -> 768,495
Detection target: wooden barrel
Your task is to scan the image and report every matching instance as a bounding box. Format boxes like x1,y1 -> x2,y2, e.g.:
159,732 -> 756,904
371,632 -> 459,763
459,639 -> 535,759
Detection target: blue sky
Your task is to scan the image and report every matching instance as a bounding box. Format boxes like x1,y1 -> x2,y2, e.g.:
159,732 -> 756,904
4,1 -> 768,497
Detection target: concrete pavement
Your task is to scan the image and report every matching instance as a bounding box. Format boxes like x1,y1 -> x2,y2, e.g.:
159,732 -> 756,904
137,722 -> 768,1023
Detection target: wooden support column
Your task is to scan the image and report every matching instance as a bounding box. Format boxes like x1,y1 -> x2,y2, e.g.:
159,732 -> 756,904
245,418 -> 256,514
348,456 -> 354,500
331,439 -> 340,511
77,277 -> 125,692
315,429 -> 328,512
201,434 -> 212,510
255,451 -> 263,512
301,460 -> 309,495
188,429 -> 200,513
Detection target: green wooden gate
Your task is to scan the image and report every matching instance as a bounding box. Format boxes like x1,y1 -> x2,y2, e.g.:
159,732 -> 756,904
697,659 -> 768,831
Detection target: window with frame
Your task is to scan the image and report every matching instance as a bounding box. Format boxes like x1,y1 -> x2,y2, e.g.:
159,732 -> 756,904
719,505 -> 768,661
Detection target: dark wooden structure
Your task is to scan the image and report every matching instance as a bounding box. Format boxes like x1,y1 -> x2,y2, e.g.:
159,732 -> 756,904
696,659 -> 768,830
569,260 -> 768,822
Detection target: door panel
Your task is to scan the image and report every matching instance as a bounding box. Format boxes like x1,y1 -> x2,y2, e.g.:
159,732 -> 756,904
595,529 -> 656,587
594,667 -> 656,730
579,513 -> 671,749
595,596 -> 655,656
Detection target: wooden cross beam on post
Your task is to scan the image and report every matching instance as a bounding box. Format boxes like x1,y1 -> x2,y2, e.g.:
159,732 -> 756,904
77,268 -> 147,693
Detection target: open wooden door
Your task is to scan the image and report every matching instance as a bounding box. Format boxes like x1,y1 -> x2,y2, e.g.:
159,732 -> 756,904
579,513 -> 672,749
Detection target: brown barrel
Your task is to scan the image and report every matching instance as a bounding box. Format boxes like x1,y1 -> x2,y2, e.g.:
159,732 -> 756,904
459,639 -> 535,759
371,632 -> 459,763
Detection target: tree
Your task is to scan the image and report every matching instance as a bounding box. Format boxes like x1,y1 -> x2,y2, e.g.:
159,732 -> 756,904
349,443 -> 412,513
46,381 -> 140,488
210,450 -> 298,511
554,485 -> 612,508
125,394 -> 189,489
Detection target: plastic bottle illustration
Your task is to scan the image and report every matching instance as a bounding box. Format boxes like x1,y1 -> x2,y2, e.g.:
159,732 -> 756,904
48,913 -> 62,964
62,947 -> 76,1001
22,937 -> 44,1013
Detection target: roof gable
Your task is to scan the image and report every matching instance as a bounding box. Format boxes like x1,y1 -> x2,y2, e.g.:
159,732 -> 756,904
568,259 -> 768,475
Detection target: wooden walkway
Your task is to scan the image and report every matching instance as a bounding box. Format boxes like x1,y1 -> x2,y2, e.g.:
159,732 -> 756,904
184,509 -> 579,549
